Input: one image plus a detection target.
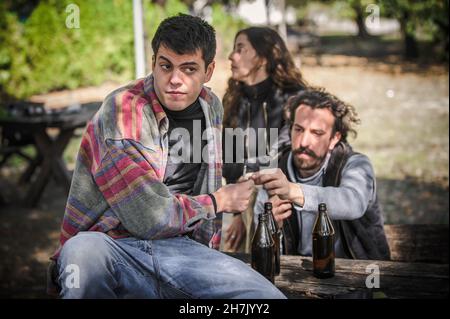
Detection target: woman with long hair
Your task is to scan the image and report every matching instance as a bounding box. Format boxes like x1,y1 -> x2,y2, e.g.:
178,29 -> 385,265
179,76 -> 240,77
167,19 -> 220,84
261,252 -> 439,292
222,26 -> 308,252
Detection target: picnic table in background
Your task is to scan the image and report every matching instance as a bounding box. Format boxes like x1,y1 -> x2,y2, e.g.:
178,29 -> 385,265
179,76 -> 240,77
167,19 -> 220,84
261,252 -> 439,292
0,101 -> 100,207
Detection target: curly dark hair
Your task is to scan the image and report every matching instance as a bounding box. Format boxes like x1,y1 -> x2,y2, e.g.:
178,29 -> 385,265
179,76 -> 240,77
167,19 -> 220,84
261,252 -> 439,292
223,27 -> 308,128
287,88 -> 361,142
151,14 -> 216,67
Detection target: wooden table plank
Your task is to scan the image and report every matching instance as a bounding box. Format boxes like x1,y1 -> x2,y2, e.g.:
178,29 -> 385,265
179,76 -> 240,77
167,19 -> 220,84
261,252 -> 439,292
227,253 -> 449,299
284,255 -> 449,279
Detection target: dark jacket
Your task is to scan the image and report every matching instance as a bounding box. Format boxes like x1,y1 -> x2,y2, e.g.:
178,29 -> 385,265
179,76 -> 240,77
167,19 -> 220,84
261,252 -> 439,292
223,82 -> 303,183
280,142 -> 391,260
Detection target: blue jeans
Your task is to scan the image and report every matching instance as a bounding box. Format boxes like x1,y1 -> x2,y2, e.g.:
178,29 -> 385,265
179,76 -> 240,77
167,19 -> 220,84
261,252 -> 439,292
57,232 -> 286,299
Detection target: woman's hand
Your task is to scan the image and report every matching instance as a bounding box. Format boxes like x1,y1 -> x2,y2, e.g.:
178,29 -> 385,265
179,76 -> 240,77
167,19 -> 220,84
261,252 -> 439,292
225,214 -> 246,252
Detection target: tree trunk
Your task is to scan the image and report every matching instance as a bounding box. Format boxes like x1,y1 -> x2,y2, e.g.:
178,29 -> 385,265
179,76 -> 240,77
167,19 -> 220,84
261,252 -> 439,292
265,0 -> 271,26
399,12 -> 419,59
352,2 -> 369,38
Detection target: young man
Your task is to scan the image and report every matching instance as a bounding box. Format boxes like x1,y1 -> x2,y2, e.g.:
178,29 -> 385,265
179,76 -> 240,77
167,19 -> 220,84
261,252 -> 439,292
252,89 -> 390,260
49,14 -> 285,299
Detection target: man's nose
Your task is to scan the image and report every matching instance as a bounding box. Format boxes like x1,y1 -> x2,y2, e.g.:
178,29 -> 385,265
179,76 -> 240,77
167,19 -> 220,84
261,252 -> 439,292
169,70 -> 183,86
299,132 -> 312,148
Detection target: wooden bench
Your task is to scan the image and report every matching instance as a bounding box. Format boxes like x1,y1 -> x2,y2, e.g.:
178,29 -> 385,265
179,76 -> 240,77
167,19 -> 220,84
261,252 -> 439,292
384,224 -> 449,264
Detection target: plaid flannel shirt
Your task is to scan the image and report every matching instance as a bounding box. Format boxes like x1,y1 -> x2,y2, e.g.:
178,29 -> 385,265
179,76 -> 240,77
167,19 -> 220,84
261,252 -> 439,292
51,75 -> 223,260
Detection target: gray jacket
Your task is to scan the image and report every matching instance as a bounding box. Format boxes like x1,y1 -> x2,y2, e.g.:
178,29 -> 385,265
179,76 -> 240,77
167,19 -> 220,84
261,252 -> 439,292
255,142 -> 391,260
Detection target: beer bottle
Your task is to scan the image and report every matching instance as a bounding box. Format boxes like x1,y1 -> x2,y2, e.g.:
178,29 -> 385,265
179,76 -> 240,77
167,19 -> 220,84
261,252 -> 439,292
265,202 -> 281,276
251,211 -> 275,283
312,203 -> 335,278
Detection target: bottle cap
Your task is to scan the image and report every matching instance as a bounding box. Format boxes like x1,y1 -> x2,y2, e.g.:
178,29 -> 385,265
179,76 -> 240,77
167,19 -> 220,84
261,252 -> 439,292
264,202 -> 273,210
318,203 -> 327,212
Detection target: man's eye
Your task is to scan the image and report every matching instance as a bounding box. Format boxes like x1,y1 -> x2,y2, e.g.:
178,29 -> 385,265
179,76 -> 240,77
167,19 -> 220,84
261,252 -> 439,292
184,67 -> 197,74
160,64 -> 171,70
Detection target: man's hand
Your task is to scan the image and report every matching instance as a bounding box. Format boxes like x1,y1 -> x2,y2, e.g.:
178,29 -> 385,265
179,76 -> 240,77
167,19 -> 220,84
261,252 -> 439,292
213,179 -> 254,213
252,168 -> 304,206
270,195 -> 293,228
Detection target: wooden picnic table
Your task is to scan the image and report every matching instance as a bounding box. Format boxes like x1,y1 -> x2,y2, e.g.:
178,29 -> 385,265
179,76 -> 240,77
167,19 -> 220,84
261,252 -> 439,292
229,253 -> 449,299
0,102 -> 100,207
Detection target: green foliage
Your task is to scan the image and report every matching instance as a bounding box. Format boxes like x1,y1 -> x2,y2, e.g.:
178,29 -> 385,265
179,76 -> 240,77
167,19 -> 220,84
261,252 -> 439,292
287,0 -> 448,60
330,0 -> 374,20
0,0 -> 135,98
0,3 -> 28,100
0,0 -> 192,99
0,0 -> 262,99
143,0 -> 189,46
377,0 -> 449,60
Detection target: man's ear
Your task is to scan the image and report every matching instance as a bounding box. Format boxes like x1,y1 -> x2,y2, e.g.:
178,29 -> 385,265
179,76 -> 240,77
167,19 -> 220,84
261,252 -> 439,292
204,61 -> 215,83
329,131 -> 342,151
151,55 -> 155,71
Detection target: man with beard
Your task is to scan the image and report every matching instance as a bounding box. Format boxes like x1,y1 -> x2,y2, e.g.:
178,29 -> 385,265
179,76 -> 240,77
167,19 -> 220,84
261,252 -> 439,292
251,88 -> 390,260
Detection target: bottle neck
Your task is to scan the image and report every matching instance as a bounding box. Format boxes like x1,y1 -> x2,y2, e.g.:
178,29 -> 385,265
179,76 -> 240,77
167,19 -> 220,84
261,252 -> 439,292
258,213 -> 268,223
266,209 -> 279,232
314,210 -> 335,236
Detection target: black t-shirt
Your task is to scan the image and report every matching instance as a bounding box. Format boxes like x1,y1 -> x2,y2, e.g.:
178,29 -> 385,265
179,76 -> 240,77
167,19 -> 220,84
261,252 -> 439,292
162,100 -> 207,195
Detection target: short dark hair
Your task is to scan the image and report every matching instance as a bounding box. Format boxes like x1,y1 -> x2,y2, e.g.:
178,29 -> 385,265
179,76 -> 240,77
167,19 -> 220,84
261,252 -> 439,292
151,14 -> 216,68
287,88 -> 360,142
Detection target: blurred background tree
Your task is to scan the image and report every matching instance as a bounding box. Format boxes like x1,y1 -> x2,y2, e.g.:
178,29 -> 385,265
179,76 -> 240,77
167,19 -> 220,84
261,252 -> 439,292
377,0 -> 449,60
0,0 -> 247,100
0,0 -> 135,99
288,0 -> 448,60
0,0 -> 447,100
288,0 -> 374,37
